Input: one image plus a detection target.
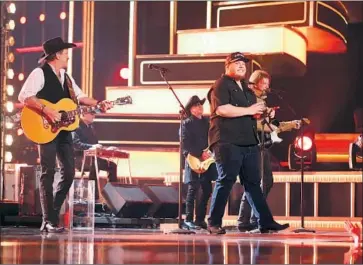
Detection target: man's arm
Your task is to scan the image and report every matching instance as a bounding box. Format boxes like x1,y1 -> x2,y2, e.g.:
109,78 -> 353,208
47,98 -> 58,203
18,68 -> 61,122
211,80 -> 265,118
72,130 -> 94,151
181,120 -> 203,158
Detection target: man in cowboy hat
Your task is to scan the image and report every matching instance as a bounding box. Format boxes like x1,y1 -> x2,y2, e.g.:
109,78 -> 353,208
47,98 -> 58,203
72,110 -> 118,202
206,52 -> 289,234
181,95 -> 218,230
18,37 -> 112,233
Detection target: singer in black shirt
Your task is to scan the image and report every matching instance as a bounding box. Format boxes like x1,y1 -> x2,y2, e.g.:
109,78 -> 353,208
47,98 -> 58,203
207,52 -> 289,234
72,112 -> 117,201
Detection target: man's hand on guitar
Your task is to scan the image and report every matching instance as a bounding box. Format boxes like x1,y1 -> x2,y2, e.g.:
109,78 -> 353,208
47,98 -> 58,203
249,102 -> 266,116
43,107 -> 61,123
99,100 -> 113,112
201,151 -> 211,161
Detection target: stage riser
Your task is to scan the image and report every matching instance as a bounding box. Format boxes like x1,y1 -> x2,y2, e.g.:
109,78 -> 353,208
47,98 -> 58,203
229,183 -> 363,218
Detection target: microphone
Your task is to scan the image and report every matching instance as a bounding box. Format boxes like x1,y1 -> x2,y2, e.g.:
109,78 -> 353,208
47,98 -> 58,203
148,64 -> 169,73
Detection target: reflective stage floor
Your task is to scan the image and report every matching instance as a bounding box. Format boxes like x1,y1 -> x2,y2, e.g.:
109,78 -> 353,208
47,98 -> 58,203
0,227 -> 362,264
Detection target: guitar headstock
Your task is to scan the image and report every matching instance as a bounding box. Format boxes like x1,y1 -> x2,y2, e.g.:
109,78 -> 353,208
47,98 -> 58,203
115,96 -> 132,105
302,118 -> 310,125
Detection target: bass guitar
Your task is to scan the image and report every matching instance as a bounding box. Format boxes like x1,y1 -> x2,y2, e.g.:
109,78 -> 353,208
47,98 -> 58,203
21,96 -> 132,144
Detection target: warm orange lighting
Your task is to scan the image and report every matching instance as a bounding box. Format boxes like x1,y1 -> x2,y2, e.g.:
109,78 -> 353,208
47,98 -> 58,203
177,26 -> 307,65
18,73 -> 24,81
20,16 -> 26,24
106,85 -> 211,115
39,14 -> 45,22
120,68 -> 130,80
8,36 -> 15,46
7,52 -> 15,63
60,12 -> 66,20
295,136 -> 313,151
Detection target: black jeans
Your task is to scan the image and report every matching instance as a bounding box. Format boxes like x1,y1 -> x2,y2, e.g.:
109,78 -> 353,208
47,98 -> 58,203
238,149 -> 274,225
88,158 -> 117,200
39,131 -> 75,225
184,160 -> 216,222
207,143 -> 274,228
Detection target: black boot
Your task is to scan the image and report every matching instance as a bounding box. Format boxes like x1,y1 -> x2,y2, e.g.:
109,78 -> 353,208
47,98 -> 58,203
183,221 -> 201,230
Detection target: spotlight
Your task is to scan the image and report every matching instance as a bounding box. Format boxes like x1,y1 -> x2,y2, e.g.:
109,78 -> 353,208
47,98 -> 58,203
288,134 -> 317,170
17,128 -> 24,136
7,69 -> 15,79
6,101 -> 14,112
7,20 -> 16,30
20,16 -> 26,24
39,14 -> 45,22
7,3 -> 16,14
5,121 -> 14,129
60,12 -> 67,20
5,152 -> 13,163
120,67 -> 130,80
8,36 -> 15,46
5,135 -> 14,146
8,52 -> 15,63
6,85 -> 14,96
18,73 -> 24,81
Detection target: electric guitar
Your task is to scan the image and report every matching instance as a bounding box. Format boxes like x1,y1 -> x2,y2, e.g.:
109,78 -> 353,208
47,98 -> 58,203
21,96 -> 132,144
263,118 -> 310,149
186,149 -> 215,174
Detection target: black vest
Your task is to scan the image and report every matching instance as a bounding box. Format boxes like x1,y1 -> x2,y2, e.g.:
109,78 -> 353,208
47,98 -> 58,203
36,63 -> 72,103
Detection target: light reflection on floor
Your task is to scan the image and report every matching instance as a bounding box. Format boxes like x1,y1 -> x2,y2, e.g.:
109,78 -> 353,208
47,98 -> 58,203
0,227 -> 362,264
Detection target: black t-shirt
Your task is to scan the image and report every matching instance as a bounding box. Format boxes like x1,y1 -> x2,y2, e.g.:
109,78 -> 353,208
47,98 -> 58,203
208,74 -> 259,147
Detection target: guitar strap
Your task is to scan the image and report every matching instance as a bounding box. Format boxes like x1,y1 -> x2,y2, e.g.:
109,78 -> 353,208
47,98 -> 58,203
64,73 -> 78,105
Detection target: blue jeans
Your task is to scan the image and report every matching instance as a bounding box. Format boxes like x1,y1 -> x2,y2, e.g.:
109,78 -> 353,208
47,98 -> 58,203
207,143 -> 274,228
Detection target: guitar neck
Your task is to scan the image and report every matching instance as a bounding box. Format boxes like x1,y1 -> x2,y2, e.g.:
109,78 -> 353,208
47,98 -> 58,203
276,121 -> 296,133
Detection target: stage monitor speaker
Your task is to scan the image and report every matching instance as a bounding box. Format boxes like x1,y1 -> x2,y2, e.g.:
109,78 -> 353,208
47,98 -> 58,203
142,184 -> 184,218
101,183 -> 153,218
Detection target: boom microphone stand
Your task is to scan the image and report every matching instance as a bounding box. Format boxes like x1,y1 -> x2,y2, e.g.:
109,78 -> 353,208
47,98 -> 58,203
271,90 -> 315,233
156,68 -> 195,234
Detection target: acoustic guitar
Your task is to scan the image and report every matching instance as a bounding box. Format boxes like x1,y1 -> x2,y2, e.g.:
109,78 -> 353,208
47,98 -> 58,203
21,96 -> 132,144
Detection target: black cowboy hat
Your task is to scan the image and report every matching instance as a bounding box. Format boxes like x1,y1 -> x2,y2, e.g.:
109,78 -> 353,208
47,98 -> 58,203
225,52 -> 250,65
185,95 -> 206,116
38,37 -> 76,64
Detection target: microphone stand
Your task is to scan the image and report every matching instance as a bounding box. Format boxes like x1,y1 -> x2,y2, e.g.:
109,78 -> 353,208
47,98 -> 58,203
158,69 -> 195,234
271,90 -> 315,233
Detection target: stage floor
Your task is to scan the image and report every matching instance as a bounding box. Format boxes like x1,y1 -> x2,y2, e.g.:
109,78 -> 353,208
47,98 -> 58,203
0,227 -> 362,264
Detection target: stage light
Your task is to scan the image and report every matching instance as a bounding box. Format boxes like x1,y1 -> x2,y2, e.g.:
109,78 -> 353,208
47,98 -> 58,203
5,101 -> 14,113
20,16 -> 26,24
5,152 -> 13,162
7,69 -> 15,79
5,135 -> 13,146
39,14 -> 45,22
294,136 -> 313,151
5,122 -> 14,129
60,12 -> 67,20
18,73 -> 24,81
8,52 -> 15,63
8,36 -> 15,46
17,128 -> 24,136
7,3 -> 16,14
120,67 -> 130,80
7,20 -> 16,30
6,85 -> 14,96
288,134 -> 317,170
